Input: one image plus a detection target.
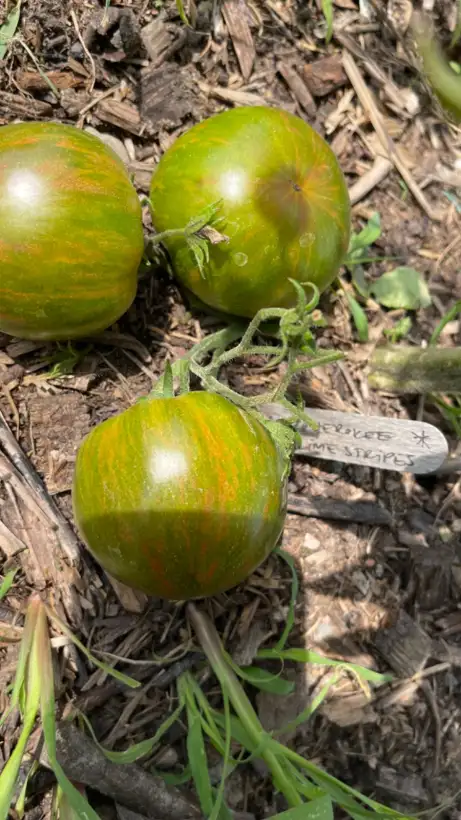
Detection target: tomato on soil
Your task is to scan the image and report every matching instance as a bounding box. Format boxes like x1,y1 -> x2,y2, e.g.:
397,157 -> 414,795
0,122 -> 144,341
149,106 -> 350,318
73,392 -> 288,601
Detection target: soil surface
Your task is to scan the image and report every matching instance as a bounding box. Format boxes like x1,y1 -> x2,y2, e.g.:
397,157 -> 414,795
1,1 -> 461,818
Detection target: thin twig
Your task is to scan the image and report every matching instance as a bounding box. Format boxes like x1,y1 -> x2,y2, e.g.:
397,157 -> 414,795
15,36 -> 61,101
348,155 -> 393,205
0,411 -> 80,564
52,722 -> 201,819
70,9 -> 96,94
78,83 -> 122,118
421,680 -> 442,776
335,30 -> 409,116
434,234 -> 461,276
120,348 -> 158,383
342,51 -> 442,221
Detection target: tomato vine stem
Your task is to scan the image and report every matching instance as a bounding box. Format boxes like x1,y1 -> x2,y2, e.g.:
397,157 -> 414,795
150,280 -> 343,465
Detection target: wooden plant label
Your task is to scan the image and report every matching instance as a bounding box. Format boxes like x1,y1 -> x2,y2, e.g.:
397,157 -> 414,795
262,405 -> 449,474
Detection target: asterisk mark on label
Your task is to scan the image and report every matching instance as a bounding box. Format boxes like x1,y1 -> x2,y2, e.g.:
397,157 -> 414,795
411,429 -> 431,449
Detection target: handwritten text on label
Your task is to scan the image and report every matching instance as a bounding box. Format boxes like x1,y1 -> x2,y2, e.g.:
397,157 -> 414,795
261,405 -> 449,474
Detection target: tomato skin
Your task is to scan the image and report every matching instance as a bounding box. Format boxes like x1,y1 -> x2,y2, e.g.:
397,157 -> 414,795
0,122 -> 144,341
149,106 -> 350,318
72,392 -> 287,601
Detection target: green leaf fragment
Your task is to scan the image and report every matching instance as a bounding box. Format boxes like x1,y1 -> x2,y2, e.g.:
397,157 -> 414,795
345,292 -> 369,342
176,0 -> 191,27
347,213 -> 381,260
238,666 -> 295,695
371,267 -> 431,310
351,266 -> 369,299
77,701 -> 185,764
430,299 -> 461,345
383,316 -> 412,343
36,607 -> 100,820
0,1 -> 21,59
257,648 -> 393,684
186,700 -> 213,816
321,0 -> 334,43
45,607 -> 140,688
273,795 -> 334,820
0,569 -> 17,601
275,548 -> 299,651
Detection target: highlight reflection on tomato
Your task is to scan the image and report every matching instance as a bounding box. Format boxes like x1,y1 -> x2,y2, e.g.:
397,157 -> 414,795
150,106 -> 351,318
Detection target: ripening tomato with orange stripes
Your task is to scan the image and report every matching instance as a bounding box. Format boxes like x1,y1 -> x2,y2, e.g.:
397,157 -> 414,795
0,122 -> 144,341
72,391 -> 288,601
149,106 -> 351,318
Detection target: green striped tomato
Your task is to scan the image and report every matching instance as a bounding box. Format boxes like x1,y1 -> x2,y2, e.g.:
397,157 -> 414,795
149,106 -> 350,318
0,122 -> 144,341
72,392 -> 288,601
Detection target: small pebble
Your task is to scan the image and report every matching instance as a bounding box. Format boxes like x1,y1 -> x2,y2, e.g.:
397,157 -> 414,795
452,519 -> 461,534
351,569 -> 370,596
84,126 -> 130,165
154,746 -> 178,768
302,532 -> 321,552
374,563 -> 385,579
407,508 -> 434,533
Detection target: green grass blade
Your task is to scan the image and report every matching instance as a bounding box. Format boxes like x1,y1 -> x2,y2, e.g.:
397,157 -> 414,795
77,702 -> 184,764
276,744 -> 413,819
321,0 -> 333,42
1,597 -> 40,727
188,604 -> 303,807
275,672 -> 340,737
236,665 -> 295,695
0,0 -> 21,59
176,0 -> 190,26
282,761 -> 322,800
0,600 -> 43,820
186,678 -> 276,770
347,213 -> 381,257
54,783 -> 89,820
211,709 -> 283,763
185,688 -> 214,816
45,607 -> 140,688
275,548 -> 299,651
14,759 -> 38,819
0,569 -> 17,600
348,256 -> 400,267
430,300 -> 461,345
0,722 -> 38,820
273,795 -> 334,819
257,648 -> 393,684
155,766 -> 192,786
209,689 -> 231,820
345,292 -> 369,343
432,395 -> 461,437
38,604 -> 101,820
224,651 -> 294,694
181,673 -> 228,753
383,316 -> 412,344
